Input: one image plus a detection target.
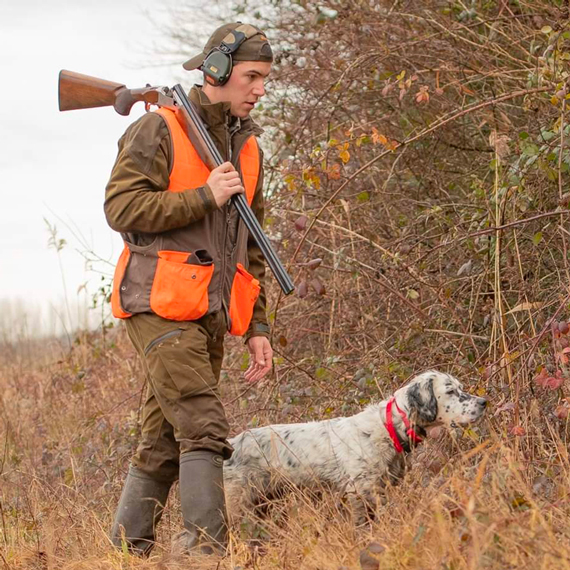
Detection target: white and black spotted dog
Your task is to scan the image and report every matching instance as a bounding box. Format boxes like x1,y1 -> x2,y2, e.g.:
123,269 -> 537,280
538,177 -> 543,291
224,370 -> 487,521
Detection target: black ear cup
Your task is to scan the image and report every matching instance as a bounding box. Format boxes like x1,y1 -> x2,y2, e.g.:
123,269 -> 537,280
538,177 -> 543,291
202,50 -> 233,86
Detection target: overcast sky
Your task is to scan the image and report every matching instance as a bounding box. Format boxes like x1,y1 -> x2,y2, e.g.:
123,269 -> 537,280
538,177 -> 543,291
0,0 -> 208,338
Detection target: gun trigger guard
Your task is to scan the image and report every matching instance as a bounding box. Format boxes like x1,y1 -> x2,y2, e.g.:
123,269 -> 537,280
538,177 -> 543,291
144,101 -> 152,112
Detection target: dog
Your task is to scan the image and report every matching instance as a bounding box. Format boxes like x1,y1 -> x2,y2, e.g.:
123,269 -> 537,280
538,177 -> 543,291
224,370 -> 487,521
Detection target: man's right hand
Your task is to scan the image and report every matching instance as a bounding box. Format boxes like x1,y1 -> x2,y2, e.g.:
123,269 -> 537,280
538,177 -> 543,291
207,162 -> 245,208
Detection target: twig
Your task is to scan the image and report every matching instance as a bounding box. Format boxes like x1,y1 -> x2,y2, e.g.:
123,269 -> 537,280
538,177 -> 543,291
417,209 -> 570,262
558,99 -> 570,284
425,329 -> 489,341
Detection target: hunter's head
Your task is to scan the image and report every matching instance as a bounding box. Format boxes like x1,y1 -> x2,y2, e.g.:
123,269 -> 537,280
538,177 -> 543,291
183,22 -> 273,118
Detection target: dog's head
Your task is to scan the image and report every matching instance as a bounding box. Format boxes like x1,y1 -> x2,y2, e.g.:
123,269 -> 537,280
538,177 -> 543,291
394,370 -> 487,428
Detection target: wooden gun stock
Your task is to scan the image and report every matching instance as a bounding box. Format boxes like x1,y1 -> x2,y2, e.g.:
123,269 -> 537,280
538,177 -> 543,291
58,70 -> 161,116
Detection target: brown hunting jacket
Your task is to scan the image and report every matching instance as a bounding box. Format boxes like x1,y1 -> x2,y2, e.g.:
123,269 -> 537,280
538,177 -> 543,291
104,86 -> 269,340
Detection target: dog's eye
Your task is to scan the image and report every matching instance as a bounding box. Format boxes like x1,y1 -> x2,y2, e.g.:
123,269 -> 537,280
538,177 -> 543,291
446,390 -> 457,395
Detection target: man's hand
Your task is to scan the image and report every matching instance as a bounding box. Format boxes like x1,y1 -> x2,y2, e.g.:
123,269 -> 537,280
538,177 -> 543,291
207,162 -> 245,208
244,336 -> 273,383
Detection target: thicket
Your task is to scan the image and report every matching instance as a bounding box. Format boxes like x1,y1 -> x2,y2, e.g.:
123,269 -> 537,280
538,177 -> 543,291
208,0 -> 570,438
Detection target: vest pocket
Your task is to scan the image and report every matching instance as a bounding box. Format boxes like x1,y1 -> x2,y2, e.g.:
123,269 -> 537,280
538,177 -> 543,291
111,245 -> 132,318
150,250 -> 214,321
229,263 -> 260,336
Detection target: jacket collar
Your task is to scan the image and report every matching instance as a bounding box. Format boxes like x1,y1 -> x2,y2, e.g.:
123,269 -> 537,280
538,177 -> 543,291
189,85 -> 263,137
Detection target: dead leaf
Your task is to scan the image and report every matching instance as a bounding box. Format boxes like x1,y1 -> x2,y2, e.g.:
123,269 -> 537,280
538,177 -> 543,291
415,85 -> 430,104
295,215 -> 308,232
327,163 -> 341,180
297,280 -> 308,298
489,130 -> 511,159
359,542 -> 384,570
510,425 -> 526,436
310,278 -> 326,296
555,405 -> 569,420
457,260 -> 472,276
306,258 -> 322,270
507,301 -> 543,314
495,402 -> 516,416
546,375 -> 564,390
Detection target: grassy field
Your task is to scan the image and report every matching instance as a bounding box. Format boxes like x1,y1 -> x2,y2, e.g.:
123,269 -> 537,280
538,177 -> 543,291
1,327 -> 570,570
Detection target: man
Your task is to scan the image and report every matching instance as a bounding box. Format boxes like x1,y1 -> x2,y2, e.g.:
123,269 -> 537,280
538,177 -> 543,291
104,22 -> 274,555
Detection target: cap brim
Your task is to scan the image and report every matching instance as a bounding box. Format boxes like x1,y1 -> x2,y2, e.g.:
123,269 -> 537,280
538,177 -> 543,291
182,53 -> 206,71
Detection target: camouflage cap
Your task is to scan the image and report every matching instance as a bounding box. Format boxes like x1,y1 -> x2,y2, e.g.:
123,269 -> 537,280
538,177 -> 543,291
183,22 -> 273,71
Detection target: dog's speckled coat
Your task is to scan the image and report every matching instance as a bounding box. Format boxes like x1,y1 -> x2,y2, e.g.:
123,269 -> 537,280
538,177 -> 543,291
224,371 -> 487,520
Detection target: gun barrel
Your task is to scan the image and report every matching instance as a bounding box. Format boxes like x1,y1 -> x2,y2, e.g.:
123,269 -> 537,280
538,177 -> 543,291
58,70 -> 126,112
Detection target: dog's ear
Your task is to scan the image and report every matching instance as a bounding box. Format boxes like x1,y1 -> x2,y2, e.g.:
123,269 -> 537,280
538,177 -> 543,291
407,377 -> 438,424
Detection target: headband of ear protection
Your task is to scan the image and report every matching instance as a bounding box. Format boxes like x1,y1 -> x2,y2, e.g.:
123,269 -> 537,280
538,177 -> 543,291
201,24 -> 261,87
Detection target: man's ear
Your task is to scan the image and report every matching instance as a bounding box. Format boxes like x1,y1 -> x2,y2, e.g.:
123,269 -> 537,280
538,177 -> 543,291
407,377 -> 438,424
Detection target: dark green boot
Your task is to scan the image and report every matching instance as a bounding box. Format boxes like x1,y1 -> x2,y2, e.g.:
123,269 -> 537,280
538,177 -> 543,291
176,450 -> 228,555
111,466 -> 173,555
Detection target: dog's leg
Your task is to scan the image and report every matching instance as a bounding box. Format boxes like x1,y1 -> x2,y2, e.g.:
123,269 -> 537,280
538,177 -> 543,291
345,483 -> 374,526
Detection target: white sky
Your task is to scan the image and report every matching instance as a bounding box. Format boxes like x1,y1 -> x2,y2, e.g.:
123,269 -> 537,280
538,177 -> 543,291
0,0 -> 206,338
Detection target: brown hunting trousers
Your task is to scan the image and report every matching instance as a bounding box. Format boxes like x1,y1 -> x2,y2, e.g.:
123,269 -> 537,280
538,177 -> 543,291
125,311 -> 233,483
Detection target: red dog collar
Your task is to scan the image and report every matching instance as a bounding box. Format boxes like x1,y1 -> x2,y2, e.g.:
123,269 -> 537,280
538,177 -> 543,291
385,397 -> 423,453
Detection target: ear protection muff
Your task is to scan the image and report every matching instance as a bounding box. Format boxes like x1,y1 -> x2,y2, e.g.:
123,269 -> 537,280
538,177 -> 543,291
201,24 -> 261,87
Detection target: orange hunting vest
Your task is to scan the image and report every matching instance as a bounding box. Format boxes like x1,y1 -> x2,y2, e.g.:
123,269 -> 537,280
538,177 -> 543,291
111,107 -> 261,336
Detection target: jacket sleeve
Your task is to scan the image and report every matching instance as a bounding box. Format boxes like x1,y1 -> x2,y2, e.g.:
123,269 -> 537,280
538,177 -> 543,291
104,112 -> 218,234
244,147 -> 271,342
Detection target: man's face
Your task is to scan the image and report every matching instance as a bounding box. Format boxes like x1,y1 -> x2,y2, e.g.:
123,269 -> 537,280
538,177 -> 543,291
211,60 -> 271,118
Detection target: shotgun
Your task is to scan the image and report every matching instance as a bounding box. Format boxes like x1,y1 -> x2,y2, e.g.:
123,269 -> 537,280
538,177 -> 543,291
58,69 -> 295,296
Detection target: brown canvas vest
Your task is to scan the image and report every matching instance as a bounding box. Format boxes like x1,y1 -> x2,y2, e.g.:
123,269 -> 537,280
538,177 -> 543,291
111,107 -> 261,336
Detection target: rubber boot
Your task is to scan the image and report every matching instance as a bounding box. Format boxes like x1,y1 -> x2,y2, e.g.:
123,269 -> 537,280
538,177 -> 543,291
176,450 -> 228,555
110,466 -> 173,555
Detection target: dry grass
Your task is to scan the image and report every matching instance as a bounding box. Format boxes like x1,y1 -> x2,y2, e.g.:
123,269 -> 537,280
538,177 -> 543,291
2,328 -> 570,570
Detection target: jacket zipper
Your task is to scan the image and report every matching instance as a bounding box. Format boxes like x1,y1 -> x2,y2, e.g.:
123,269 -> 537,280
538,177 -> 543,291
119,246 -> 134,314
219,123 -> 255,326
219,121 -> 233,324
143,329 -> 182,357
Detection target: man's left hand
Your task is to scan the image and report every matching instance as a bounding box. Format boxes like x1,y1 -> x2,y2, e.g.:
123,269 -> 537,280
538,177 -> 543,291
245,336 -> 273,383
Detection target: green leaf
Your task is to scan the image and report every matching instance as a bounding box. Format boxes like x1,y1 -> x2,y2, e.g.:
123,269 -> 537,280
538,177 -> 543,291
357,191 -> 370,202
523,143 -> 539,156
519,132 -> 529,140
315,367 -> 329,379
541,25 -> 553,34
533,232 -> 543,245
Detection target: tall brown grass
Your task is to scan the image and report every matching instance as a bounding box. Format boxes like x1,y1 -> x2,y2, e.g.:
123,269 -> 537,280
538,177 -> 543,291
2,328 -> 570,569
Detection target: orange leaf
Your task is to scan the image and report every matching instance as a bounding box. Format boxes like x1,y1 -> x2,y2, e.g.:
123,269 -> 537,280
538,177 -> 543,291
371,128 -> 388,146
327,163 -> 341,180
555,405 -> 569,420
